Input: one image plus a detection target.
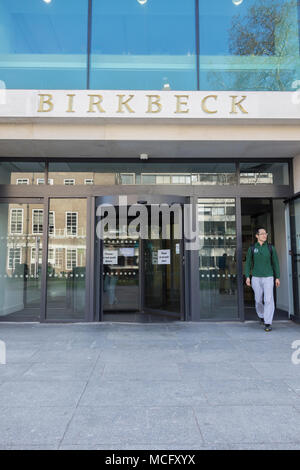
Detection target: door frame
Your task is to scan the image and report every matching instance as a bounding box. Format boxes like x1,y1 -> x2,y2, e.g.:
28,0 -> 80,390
95,194 -> 187,321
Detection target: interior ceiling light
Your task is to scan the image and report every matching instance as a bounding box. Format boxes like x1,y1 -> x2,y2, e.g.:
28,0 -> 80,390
137,0 -> 148,5
232,0 -> 243,5
140,153 -> 148,160
43,0 -> 52,3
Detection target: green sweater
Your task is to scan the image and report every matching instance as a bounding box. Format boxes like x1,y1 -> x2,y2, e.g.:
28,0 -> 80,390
245,242 -> 280,279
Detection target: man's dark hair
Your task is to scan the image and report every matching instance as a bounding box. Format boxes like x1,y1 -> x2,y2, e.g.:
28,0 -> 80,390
255,227 -> 267,235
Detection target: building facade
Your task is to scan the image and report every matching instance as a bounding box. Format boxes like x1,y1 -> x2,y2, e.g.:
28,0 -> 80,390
0,0 -> 299,323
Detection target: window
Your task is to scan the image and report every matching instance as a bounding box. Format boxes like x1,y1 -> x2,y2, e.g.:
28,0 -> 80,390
0,161 -> 45,185
8,248 -> 21,270
31,247 -> 43,264
64,179 -> 75,186
48,248 -> 55,266
84,179 -> 94,185
240,162 -> 289,185
66,212 -> 78,236
119,174 -> 135,185
0,0 -> 88,90
10,209 -> 23,234
16,178 -> 29,185
66,249 -> 77,270
32,209 -> 44,234
91,0 -> 196,90
37,178 -> 54,185
55,248 -> 64,268
49,211 -> 55,235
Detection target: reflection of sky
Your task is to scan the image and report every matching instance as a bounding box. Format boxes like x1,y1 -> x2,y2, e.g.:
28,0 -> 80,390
200,0 -> 275,55
0,0 -> 298,56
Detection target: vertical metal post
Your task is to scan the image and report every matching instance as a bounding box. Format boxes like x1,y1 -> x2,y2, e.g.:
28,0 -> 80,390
40,196 -> 49,322
236,197 -> 245,321
195,0 -> 200,90
87,0 -> 93,89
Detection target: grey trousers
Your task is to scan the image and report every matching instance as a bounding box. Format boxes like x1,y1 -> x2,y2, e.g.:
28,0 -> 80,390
251,276 -> 275,325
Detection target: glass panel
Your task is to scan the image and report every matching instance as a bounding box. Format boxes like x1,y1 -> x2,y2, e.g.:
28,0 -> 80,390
0,161 -> 45,185
199,0 -> 300,91
103,237 -> 140,313
0,202 -> 43,321
0,0 -> 88,89
48,162 -> 236,185
46,199 -> 87,320
198,198 -> 238,319
144,211 -> 181,315
290,198 -> 300,317
90,0 -> 196,90
241,198 -> 273,320
240,162 -> 289,185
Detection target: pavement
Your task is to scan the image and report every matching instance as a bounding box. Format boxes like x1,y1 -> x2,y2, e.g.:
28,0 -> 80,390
0,320 -> 300,450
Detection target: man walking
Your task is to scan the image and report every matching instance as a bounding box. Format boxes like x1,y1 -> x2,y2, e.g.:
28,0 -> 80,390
245,227 -> 280,332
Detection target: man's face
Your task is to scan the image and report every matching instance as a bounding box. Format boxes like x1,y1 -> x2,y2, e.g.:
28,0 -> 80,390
256,229 -> 268,243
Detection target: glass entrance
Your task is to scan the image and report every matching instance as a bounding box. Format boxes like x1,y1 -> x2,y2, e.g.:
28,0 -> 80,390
96,198 -> 184,322
0,201 -> 44,321
290,197 -> 300,319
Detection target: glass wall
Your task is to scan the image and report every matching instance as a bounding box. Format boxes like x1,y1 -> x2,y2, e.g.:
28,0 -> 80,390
46,199 -> 87,320
290,197 -> 300,318
0,161 -> 45,185
48,162 -> 236,185
199,0 -> 300,91
0,202 -> 43,321
1,0 -> 299,91
198,198 -> 238,319
240,162 -> 289,185
0,0 -> 88,89
90,0 -> 196,90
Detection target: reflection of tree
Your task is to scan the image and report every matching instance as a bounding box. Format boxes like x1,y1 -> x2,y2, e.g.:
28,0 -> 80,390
207,0 -> 299,91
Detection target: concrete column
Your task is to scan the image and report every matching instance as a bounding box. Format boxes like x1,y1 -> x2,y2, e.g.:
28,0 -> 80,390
293,155 -> 300,194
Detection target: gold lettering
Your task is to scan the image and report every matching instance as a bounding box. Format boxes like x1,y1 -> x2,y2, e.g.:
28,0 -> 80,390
174,95 -> 189,114
66,94 -> 75,113
37,94 -> 53,113
230,95 -> 248,114
201,95 -> 218,114
117,94 -> 135,113
88,94 -> 105,113
146,95 -> 162,114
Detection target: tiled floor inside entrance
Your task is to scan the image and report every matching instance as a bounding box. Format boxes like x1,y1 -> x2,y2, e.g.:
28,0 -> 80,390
0,321 -> 300,449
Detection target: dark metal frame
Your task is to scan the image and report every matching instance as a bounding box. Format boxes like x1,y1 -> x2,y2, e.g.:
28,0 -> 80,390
0,157 -> 294,322
95,194 -> 187,321
285,193 -> 300,321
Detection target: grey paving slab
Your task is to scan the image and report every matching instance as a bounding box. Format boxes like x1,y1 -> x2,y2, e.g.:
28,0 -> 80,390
194,405 -> 300,444
62,406 -> 203,446
98,347 -> 186,363
0,380 -> 86,407
198,378 -> 300,405
79,379 -> 207,407
94,361 -> 181,382
0,363 -> 32,381
250,361 -> 300,379
177,361 -> 263,381
0,407 -> 74,446
21,362 -> 99,382
29,348 -> 101,364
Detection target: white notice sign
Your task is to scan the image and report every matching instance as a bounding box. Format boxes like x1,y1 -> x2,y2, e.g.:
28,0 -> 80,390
158,249 -> 170,265
103,250 -> 118,265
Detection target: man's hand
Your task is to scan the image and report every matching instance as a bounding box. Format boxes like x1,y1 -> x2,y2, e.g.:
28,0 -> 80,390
275,278 -> 280,288
246,277 -> 251,287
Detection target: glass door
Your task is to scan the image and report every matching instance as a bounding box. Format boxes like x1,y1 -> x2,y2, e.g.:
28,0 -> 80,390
290,197 -> 300,319
102,236 -> 140,313
143,208 -> 183,319
0,201 -> 44,321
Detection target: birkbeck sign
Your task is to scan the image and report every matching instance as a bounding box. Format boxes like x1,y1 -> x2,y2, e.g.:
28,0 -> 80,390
0,90 -> 300,120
